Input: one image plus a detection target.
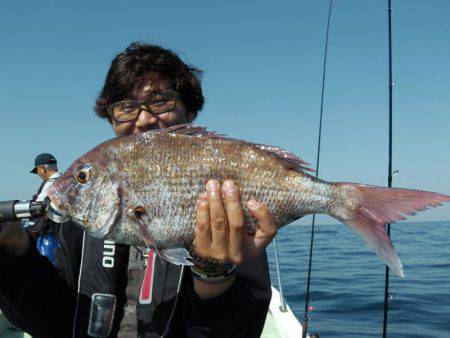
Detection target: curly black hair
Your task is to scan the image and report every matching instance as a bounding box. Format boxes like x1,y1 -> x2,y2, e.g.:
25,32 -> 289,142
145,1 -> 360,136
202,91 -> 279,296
95,42 -> 204,122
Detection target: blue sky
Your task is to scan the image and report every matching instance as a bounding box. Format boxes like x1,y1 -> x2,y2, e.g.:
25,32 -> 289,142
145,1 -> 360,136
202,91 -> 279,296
1,0 -> 449,224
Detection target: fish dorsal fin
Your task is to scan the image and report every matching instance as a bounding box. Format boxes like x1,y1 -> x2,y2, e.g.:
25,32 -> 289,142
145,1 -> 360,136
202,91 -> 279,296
158,123 -> 213,136
249,144 -> 315,172
159,124 -> 315,173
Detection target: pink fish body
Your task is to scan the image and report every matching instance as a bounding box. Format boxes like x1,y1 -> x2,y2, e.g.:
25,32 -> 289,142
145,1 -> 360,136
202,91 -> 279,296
47,125 -> 450,276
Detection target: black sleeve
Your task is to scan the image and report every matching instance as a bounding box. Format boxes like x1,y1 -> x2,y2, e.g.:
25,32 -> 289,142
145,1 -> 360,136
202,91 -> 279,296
0,238 -> 78,338
182,252 -> 272,338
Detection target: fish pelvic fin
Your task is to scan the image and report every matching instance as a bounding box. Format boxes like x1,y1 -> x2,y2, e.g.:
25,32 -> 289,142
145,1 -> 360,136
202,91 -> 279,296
159,248 -> 194,266
332,183 -> 450,277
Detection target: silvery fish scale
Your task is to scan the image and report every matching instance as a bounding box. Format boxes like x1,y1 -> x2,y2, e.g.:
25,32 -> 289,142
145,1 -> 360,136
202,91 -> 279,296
105,127 -> 320,249
49,124 -> 450,273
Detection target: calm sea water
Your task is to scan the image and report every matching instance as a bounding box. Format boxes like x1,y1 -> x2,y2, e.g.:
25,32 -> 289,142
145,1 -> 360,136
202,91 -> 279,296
266,220 -> 450,338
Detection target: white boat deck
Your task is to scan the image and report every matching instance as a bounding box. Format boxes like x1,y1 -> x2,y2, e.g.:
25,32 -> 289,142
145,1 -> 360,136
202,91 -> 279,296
0,311 -> 31,338
262,286 -> 305,338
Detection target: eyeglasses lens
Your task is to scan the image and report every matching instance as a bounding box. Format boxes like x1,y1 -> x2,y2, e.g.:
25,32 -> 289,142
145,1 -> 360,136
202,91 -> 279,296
113,102 -> 140,122
111,92 -> 178,122
148,94 -> 177,114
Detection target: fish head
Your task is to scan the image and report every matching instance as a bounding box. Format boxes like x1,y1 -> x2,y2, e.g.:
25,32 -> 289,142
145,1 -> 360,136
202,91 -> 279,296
47,146 -> 122,238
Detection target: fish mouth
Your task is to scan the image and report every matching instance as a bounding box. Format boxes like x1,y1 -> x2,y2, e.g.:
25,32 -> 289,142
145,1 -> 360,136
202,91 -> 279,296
45,199 -> 71,223
45,190 -> 71,223
46,188 -> 63,211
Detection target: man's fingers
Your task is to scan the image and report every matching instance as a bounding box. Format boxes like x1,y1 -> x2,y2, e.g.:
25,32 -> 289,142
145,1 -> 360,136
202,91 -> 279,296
207,179 -> 228,259
247,199 -> 277,248
222,180 -> 245,264
194,192 -> 211,254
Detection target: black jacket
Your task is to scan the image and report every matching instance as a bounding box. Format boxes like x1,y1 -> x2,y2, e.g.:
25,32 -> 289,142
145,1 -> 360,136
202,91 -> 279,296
0,221 -> 272,338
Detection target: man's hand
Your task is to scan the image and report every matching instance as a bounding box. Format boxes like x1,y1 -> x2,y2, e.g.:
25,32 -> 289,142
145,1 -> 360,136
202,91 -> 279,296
195,179 -> 277,264
0,221 -> 31,258
192,179 -> 277,299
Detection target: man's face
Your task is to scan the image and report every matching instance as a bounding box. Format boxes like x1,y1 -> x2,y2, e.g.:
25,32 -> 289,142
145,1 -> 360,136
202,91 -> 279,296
112,79 -> 194,137
36,166 -> 47,181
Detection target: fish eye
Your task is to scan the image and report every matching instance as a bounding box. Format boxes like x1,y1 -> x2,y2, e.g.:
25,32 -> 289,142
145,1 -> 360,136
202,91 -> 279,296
74,166 -> 91,184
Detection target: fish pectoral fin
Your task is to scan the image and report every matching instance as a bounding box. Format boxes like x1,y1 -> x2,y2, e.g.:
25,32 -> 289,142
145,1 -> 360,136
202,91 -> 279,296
159,248 -> 193,266
129,206 -> 160,256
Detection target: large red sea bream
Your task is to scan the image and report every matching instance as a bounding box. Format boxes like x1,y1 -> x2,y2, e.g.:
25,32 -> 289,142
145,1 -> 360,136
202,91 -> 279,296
47,125 -> 450,276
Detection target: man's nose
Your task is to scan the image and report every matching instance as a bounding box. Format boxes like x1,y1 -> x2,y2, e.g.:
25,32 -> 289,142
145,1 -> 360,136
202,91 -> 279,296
134,106 -> 157,129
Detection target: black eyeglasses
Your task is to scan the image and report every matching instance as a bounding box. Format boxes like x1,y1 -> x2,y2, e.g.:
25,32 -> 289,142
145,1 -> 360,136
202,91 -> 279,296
107,90 -> 180,122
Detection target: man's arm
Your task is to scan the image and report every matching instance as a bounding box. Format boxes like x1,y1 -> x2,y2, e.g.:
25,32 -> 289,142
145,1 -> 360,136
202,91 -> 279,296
181,179 -> 275,337
0,221 -> 77,337
193,179 -> 276,299
35,180 -> 53,201
182,253 -> 272,338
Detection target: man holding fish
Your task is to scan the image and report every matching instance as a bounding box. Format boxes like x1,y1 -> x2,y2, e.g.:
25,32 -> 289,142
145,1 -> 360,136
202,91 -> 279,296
1,42 -> 449,338
0,43 -> 277,337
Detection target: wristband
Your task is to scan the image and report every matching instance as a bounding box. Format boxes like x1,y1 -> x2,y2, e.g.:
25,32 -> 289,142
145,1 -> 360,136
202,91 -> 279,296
190,264 -> 236,284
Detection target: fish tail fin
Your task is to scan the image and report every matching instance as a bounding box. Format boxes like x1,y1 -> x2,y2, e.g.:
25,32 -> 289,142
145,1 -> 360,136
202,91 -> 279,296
332,183 -> 450,277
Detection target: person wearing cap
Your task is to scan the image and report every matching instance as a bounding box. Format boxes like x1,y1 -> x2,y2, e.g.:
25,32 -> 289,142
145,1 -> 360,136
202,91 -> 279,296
30,153 -> 62,201
26,153 -> 63,265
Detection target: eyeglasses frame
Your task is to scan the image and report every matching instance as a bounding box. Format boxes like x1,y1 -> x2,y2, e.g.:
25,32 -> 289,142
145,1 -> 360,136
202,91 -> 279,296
107,90 -> 181,123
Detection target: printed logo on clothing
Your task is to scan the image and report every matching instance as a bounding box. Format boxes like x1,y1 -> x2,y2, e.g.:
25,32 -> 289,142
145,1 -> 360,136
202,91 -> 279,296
102,240 -> 116,268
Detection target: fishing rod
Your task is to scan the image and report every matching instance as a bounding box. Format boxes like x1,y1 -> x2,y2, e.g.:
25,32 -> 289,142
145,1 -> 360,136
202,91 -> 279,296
302,1 -> 333,337
0,198 -> 68,224
382,0 -> 394,337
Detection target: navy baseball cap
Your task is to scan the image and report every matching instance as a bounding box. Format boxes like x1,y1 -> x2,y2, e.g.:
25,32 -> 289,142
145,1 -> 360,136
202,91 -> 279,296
30,153 -> 57,174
